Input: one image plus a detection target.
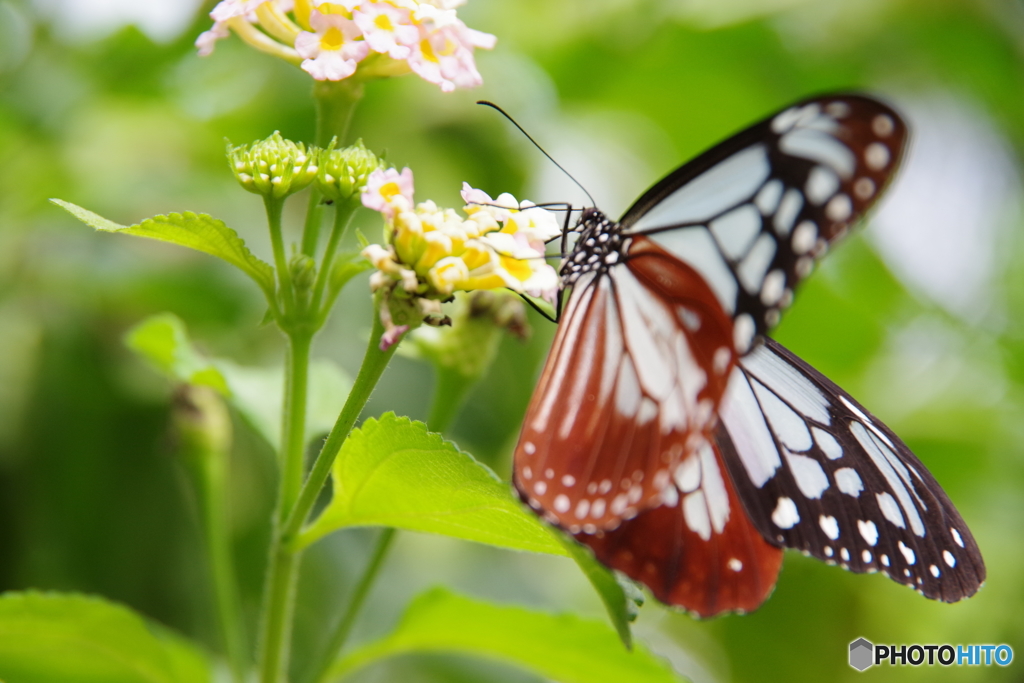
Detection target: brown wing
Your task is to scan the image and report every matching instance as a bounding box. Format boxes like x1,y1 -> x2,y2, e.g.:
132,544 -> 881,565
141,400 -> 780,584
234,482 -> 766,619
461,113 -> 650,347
577,433 -> 784,618
513,236 -> 735,532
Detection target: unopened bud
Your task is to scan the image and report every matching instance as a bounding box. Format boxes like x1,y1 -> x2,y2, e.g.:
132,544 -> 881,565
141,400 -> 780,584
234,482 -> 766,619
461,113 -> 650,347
290,253 -> 317,290
227,132 -> 319,199
316,138 -> 383,203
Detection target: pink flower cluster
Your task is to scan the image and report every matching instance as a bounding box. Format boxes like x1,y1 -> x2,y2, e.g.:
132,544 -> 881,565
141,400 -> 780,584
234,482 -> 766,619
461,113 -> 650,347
197,0 -> 496,92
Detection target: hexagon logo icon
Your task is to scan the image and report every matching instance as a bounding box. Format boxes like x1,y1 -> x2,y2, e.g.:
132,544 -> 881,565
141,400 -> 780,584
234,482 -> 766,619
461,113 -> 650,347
849,638 -> 874,671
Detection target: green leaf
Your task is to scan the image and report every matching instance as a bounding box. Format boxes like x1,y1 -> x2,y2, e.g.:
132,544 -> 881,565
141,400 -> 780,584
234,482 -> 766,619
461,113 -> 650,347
557,535 -> 643,650
125,313 -> 350,448
328,251 -> 372,302
301,413 -> 566,556
51,199 -> 276,297
327,588 -> 682,683
0,591 -> 211,683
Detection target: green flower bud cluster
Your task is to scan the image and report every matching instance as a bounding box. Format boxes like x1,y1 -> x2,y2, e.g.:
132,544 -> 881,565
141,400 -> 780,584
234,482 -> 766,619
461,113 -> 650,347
228,132 -> 318,199
227,133 -> 382,203
316,138 -> 382,203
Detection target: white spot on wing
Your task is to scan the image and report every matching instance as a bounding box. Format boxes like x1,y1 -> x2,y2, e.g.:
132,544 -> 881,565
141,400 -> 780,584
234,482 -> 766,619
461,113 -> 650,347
683,490 -> 712,541
738,233 -> 777,294
785,452 -> 830,498
930,564 -> 940,578
614,355 -> 641,418
761,269 -> 786,306
710,204 -> 761,259
835,467 -> 863,497
951,528 -> 964,547
813,427 -> 843,460
733,313 -> 755,353
629,145 -> 771,230
819,514 -> 840,540
826,194 -> 852,222
806,165 -> 840,204
674,455 -> 701,493
865,142 -> 890,170
698,440 -> 731,533
943,550 -> 956,567
873,114 -> 895,136
792,220 -> 817,254
772,496 -> 800,529
858,519 -> 878,546
728,558 -> 743,571
755,179 -> 783,214
554,494 -> 570,513
898,540 -> 916,565
773,188 -> 803,235
877,491 -> 905,528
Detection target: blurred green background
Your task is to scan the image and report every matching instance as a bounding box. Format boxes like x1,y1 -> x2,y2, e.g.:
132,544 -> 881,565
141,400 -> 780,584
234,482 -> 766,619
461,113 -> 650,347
2,0 -> 1023,681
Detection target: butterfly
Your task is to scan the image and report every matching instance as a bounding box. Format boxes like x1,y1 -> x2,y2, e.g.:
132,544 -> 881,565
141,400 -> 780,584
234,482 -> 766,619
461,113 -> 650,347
512,94 -> 986,618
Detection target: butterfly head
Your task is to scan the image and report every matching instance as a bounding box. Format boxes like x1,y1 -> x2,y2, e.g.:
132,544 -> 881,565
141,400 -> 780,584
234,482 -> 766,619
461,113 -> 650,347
560,208 -> 628,285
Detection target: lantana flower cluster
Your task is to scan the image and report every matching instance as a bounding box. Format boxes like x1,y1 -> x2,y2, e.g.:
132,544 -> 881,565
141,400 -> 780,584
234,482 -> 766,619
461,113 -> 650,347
361,167 -> 560,348
197,0 -> 495,92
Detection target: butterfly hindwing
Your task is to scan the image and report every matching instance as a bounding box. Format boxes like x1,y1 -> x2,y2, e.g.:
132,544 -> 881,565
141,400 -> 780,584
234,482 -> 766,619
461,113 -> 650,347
577,436 -> 784,618
716,338 -> 985,602
619,94 -> 907,352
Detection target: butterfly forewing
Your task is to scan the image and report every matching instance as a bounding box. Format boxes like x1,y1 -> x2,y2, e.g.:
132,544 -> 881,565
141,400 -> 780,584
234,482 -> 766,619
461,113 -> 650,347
619,95 -> 907,351
513,237 -> 735,533
717,338 -> 985,601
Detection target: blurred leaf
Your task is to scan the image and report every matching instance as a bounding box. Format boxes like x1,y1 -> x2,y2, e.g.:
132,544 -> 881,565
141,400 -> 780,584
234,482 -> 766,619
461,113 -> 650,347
327,587 -> 682,683
328,251 -> 373,303
557,536 -> 642,650
126,313 -> 350,448
0,591 -> 210,683
301,413 -> 567,556
50,199 -> 276,298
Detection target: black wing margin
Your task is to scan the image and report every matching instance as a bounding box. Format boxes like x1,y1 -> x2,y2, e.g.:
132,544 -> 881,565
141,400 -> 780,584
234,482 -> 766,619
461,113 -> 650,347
714,337 -> 985,602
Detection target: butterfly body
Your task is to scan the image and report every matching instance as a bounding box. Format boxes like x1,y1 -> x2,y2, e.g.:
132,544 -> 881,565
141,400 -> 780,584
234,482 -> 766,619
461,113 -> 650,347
513,94 -> 985,617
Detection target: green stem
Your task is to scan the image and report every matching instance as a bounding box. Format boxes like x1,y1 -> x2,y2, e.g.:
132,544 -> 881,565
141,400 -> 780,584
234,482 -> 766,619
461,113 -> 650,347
427,369 -> 475,434
308,528 -> 396,683
265,196 -> 295,314
257,331 -> 312,683
283,311 -> 396,546
202,453 -> 248,683
301,80 -> 366,258
311,200 -> 357,319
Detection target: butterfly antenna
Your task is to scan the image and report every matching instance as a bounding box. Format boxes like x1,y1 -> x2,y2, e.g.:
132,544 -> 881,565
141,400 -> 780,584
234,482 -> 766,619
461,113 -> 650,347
477,100 -> 596,208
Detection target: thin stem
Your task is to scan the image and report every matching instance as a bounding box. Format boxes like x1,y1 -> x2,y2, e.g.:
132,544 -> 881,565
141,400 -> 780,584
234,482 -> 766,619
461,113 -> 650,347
308,528 -> 396,683
257,331 -> 312,683
283,311 -> 396,546
203,454 -> 248,683
301,80 -> 365,257
311,200 -> 357,319
427,369 -> 475,434
265,196 -> 295,313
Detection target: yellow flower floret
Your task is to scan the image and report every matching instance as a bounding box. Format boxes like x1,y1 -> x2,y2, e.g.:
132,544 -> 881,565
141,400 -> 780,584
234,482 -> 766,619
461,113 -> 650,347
361,168 -> 560,302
